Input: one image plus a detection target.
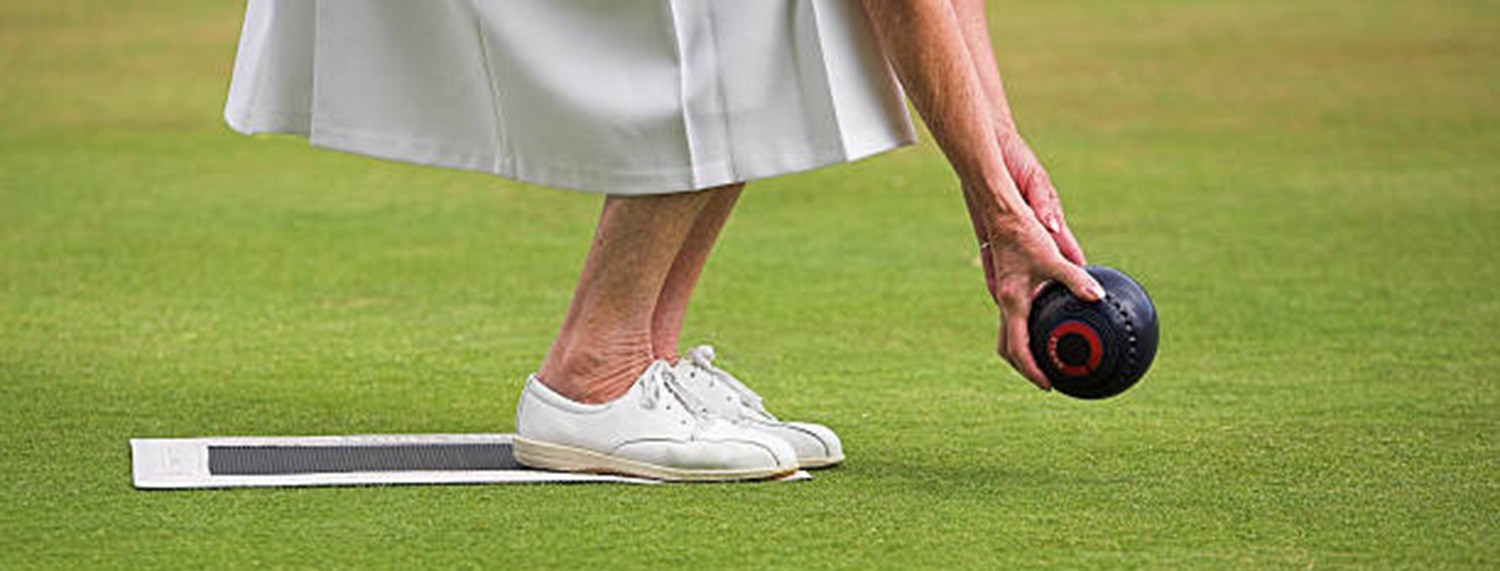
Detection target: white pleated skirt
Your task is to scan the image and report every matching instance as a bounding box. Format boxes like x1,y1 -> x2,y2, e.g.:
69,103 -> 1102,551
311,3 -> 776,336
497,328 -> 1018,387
224,0 -> 917,195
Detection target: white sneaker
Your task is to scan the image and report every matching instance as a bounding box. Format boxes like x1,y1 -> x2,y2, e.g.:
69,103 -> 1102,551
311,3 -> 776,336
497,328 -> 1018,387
513,360 -> 799,481
676,346 -> 845,469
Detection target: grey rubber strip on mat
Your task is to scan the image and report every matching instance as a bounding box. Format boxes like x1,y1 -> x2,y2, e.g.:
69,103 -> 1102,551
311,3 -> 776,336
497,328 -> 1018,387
208,443 -> 519,475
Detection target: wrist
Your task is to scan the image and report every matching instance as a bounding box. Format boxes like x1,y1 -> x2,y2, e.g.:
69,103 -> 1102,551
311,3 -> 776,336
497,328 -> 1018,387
963,172 -> 1029,218
963,182 -> 1031,239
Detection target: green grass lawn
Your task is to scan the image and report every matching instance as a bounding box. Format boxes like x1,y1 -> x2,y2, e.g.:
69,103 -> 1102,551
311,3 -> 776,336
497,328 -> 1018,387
3,0 -> 1497,568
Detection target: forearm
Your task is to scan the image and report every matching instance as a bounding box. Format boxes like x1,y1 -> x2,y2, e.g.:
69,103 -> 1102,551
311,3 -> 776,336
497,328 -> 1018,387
948,0 -> 1016,132
860,0 -> 1029,226
947,0 -> 1071,243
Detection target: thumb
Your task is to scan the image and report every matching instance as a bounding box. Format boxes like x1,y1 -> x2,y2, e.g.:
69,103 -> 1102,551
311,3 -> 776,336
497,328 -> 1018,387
1053,262 -> 1106,303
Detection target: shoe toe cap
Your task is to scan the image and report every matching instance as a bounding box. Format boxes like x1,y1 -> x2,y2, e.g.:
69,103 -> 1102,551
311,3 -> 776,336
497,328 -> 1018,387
760,421 -> 843,466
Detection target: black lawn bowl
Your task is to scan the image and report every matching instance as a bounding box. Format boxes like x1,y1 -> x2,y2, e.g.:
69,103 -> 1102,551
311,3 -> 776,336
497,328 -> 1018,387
1028,266 -> 1159,399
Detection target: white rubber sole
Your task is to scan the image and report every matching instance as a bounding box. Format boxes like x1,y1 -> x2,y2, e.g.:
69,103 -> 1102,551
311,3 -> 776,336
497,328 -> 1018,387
798,454 -> 845,470
512,437 -> 797,482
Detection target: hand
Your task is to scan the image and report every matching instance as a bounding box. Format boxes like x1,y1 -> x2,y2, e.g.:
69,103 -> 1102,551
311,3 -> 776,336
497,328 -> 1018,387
996,129 -> 1087,265
978,205 -> 1104,390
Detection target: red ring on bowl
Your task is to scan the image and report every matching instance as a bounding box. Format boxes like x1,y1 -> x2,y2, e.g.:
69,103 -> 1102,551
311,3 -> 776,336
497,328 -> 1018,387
1048,320 -> 1103,377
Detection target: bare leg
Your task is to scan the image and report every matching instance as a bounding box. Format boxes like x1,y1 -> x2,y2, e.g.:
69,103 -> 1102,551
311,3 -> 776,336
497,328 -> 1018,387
537,186 -> 731,403
650,184 -> 744,361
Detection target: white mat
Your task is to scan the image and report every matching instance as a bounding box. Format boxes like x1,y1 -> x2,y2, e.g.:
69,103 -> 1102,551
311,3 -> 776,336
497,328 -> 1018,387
130,433 -> 809,488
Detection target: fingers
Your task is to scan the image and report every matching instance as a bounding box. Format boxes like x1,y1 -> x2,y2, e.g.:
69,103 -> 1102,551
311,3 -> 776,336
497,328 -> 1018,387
999,135 -> 1062,228
1015,168 -> 1063,232
1029,184 -> 1065,235
1054,260 -> 1106,302
1053,221 -> 1087,265
999,307 -> 1050,390
1015,171 -> 1080,263
1000,133 -> 1089,265
1017,171 -> 1086,263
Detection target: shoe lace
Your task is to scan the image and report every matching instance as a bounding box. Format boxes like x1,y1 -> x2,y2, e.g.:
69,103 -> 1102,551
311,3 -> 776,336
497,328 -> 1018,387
640,363 -> 713,421
686,346 -> 769,414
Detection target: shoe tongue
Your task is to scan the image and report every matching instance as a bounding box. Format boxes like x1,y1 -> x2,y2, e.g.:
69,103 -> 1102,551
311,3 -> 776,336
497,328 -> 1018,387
657,364 -> 712,419
684,347 -> 770,414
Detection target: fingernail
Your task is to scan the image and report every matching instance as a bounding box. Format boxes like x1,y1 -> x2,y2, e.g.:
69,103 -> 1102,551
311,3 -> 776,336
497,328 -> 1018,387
1045,216 -> 1060,233
1088,285 -> 1107,300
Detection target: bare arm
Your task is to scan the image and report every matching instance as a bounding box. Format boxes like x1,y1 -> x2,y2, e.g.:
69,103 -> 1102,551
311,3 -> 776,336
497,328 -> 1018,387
950,0 -> 1087,264
950,0 -> 1016,130
860,0 -> 1102,389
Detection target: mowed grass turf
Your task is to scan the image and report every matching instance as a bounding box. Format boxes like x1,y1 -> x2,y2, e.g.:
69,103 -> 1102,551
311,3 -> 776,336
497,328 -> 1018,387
3,0 -> 1497,568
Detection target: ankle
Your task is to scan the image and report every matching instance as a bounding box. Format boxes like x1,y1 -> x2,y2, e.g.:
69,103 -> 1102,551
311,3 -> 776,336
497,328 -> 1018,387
538,346 -> 655,404
651,333 -> 683,364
